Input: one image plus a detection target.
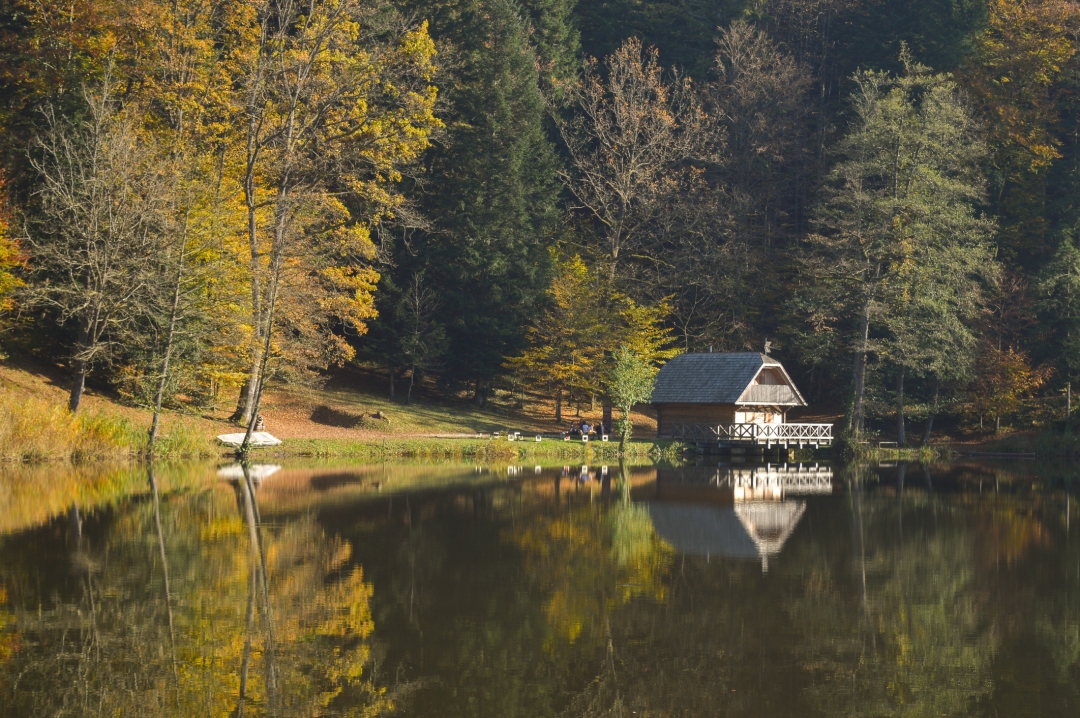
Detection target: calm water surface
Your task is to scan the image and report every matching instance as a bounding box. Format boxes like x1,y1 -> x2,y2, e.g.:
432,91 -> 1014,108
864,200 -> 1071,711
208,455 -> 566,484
1,458 -> 1079,716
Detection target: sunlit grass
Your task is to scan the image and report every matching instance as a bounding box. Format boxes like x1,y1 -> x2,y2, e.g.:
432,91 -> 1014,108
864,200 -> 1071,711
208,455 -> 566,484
0,392 -> 216,462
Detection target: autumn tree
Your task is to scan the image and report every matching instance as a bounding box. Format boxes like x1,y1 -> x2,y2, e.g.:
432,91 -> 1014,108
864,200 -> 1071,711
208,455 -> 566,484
138,0 -> 247,448
506,255 -> 605,423
555,37 -> 715,284
960,0 -> 1080,265
506,253 -> 677,422
0,174 -> 23,325
229,0 -> 441,445
969,345 -> 1051,432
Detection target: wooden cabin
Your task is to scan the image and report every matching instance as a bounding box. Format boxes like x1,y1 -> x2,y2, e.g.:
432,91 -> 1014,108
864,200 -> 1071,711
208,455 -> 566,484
652,352 -> 806,435
650,352 -> 833,448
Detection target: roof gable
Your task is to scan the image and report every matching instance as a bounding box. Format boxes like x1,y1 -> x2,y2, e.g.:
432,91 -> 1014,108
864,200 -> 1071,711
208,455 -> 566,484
650,352 -> 806,406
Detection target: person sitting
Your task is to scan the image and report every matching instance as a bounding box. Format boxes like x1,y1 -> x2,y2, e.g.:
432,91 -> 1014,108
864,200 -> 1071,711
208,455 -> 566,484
581,421 -> 591,435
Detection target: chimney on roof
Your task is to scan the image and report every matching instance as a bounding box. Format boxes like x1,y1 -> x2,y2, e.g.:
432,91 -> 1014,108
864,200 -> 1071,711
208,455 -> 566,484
708,345 -> 713,353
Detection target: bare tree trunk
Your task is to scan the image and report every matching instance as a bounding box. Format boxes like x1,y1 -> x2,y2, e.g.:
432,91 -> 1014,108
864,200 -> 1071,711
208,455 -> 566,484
619,406 -> 630,455
69,358 -> 88,413
473,378 -> 488,407
555,387 -> 563,423
896,365 -> 905,447
407,367 -> 415,405
149,234 -> 188,450
235,13 -> 270,428
69,324 -> 91,412
848,295 -> 872,437
230,379 -> 252,422
995,415 -> 1000,434
922,376 -> 940,445
241,258 -> 282,453
389,368 -> 395,398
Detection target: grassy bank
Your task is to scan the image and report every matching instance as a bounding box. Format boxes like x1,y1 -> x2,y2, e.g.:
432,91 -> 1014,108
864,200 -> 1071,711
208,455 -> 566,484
246,436 -> 690,461
984,430 -> 1080,457
0,392 -> 217,462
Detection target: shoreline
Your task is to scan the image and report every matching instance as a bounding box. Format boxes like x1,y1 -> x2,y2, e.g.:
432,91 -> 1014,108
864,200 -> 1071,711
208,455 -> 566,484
241,436 -> 691,462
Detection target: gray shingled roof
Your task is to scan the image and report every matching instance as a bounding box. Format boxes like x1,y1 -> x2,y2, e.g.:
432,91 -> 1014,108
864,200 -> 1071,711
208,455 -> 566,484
650,352 -> 806,405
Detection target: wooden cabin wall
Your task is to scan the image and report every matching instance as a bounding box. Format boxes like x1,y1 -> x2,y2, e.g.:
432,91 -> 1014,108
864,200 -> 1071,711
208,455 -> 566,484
655,403 -> 736,435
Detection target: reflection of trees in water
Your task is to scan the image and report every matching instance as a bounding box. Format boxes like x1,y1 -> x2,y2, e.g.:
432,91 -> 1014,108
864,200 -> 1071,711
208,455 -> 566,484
2,461 -> 1079,716
0,469 -> 395,717
790,466 -> 999,717
558,463 -> 1059,717
507,470 -> 671,653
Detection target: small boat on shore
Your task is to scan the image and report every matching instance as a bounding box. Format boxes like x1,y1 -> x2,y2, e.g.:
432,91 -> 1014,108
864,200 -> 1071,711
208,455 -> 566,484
216,431 -> 282,448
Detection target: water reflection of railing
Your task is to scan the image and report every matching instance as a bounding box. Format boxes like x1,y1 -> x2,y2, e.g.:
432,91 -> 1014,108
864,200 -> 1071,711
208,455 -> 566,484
719,463 -> 834,501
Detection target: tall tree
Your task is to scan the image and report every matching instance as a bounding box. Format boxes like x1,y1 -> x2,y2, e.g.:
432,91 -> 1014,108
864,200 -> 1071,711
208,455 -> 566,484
662,21 -> 809,352
401,0 -> 559,405
555,37 -> 715,286
519,0 -> 580,86
960,0 -> 1079,267
800,50 -> 997,438
228,0 -> 441,442
505,254 -> 604,422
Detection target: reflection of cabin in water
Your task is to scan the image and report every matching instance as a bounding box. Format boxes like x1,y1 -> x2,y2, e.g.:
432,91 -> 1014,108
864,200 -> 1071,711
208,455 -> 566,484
651,352 -> 832,447
645,462 -> 831,572
647,502 -> 806,573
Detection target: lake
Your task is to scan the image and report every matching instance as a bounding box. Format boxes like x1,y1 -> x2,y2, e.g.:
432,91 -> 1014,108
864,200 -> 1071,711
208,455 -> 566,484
0,457 -> 1078,716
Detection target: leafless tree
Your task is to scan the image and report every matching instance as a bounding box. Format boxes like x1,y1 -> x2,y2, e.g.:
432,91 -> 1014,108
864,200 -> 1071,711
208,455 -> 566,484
554,38 -> 718,285
26,72 -> 166,413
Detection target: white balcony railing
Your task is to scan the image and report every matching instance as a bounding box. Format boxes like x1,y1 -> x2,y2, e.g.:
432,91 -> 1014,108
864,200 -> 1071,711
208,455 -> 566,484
666,422 -> 833,446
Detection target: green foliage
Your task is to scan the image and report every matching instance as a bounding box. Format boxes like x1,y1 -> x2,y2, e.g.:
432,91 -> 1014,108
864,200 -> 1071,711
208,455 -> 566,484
375,0 -> 559,399
1038,235 -> 1080,382
605,345 -> 656,451
798,52 -> 996,435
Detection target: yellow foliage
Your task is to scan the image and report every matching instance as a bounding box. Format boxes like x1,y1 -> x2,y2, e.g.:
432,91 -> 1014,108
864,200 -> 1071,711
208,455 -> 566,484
963,0 -> 1079,171
506,253 -> 679,412
0,176 -> 24,316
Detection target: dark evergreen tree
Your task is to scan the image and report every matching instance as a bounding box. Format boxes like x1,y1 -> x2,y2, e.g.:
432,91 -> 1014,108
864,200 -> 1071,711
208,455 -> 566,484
372,0 -> 560,404
518,0 -> 580,85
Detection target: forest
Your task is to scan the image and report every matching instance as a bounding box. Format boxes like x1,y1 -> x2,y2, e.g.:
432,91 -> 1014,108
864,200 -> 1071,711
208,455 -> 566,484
0,0 -> 1075,443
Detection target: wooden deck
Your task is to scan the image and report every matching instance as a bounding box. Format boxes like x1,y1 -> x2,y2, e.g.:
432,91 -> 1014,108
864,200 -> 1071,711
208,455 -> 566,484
665,422 -> 834,447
